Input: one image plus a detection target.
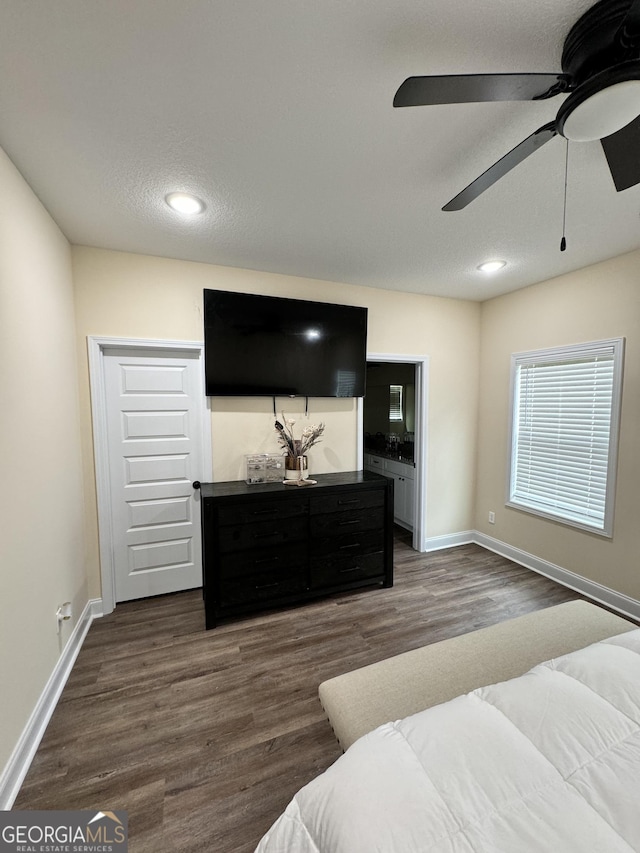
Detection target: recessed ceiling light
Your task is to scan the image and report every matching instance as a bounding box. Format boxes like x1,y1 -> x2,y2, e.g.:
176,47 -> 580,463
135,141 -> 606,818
165,192 -> 206,215
477,260 -> 507,274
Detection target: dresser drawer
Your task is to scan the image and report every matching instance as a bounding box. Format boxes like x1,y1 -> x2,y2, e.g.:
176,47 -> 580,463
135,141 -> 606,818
310,507 -> 383,538
310,488 -> 384,516
312,528 -> 384,557
216,543 -> 306,579
218,515 -> 307,552
310,550 -> 384,590
217,497 -> 308,527
219,566 -> 307,608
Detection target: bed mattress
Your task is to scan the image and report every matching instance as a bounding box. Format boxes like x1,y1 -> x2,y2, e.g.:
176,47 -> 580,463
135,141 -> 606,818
256,629 -> 640,852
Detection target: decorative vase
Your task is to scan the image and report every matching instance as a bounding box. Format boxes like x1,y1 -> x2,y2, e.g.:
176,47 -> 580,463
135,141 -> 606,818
284,455 -> 309,480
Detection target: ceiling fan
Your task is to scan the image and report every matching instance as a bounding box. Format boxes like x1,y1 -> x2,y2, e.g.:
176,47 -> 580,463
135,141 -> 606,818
394,0 -> 640,211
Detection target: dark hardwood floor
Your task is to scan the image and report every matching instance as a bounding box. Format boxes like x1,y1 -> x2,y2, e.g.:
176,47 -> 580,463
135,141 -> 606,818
16,532 -> 581,851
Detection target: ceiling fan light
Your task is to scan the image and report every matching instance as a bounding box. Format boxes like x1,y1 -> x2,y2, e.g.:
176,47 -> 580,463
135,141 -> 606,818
165,192 -> 206,215
477,260 -> 506,274
561,79 -> 640,142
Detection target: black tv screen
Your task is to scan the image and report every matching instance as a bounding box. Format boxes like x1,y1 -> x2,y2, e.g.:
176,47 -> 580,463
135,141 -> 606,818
203,289 -> 368,397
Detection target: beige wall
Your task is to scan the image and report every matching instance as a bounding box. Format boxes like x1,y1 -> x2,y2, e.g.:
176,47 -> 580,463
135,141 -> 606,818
476,251 -> 640,600
0,148 -> 88,774
72,246 -> 481,597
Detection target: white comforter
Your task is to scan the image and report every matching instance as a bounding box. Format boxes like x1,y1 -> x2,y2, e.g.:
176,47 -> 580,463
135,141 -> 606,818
256,629 -> 640,852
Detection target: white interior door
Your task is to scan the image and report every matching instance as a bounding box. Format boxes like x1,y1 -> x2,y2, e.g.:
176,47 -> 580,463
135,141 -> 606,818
103,347 -> 206,601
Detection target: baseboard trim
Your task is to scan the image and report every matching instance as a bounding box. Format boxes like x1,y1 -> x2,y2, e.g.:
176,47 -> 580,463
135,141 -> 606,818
473,532 -> 640,622
424,531 -> 475,552
0,597 -> 103,809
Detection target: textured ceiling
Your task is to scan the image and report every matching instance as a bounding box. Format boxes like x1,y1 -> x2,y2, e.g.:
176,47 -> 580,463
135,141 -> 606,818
1,0 -> 639,301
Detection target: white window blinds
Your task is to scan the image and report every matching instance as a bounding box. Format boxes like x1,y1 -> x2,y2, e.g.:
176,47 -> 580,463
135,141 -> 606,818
508,339 -> 624,536
389,385 -> 403,421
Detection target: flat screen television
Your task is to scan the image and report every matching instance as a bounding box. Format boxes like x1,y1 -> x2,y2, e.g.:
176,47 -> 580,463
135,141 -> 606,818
203,289 -> 368,397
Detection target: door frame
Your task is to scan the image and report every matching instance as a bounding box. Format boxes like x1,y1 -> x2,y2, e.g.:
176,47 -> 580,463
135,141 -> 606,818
88,336 -> 212,614
357,353 -> 428,552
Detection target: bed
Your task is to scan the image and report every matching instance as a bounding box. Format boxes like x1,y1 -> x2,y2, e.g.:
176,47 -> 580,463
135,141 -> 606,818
255,628 -> 640,852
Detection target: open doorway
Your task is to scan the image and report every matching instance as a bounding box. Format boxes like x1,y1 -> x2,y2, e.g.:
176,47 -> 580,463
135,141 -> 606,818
358,354 -> 428,552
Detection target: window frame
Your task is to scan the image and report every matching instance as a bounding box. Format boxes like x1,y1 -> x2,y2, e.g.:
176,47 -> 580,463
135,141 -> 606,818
506,338 -> 625,538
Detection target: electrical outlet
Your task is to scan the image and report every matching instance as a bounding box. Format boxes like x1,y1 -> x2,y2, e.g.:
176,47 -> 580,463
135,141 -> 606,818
488,511 -> 496,524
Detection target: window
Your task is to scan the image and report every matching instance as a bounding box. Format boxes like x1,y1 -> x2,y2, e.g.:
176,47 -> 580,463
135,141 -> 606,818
508,338 -> 624,537
389,385 -> 403,422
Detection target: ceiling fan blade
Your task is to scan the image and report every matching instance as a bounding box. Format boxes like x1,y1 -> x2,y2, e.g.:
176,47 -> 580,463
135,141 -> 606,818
393,73 -> 569,107
601,114 -> 640,190
442,122 -> 558,212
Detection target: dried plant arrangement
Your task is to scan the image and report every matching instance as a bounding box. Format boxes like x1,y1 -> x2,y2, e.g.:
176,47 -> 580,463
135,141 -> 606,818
275,415 -> 325,458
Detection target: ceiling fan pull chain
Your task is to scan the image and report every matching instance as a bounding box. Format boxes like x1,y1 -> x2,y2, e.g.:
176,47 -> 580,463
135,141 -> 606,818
560,140 -> 569,252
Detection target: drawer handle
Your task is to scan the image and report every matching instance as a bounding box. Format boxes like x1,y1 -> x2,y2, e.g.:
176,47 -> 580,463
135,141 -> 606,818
252,508 -> 279,516
254,581 -> 280,590
339,565 -> 361,574
338,499 -> 360,506
339,543 -> 360,550
254,556 -> 280,566
338,519 -> 361,526
253,531 -> 282,539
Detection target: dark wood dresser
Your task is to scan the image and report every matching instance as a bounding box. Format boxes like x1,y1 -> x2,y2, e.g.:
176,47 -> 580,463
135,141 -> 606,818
199,471 -> 394,628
